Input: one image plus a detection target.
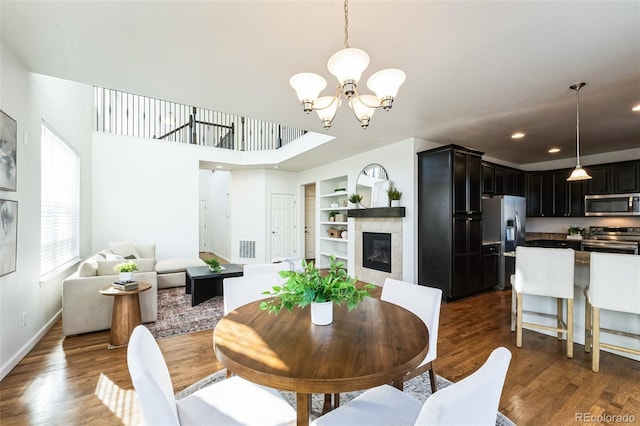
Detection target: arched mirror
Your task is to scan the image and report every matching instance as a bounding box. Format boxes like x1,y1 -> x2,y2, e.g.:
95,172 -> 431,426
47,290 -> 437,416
356,163 -> 389,208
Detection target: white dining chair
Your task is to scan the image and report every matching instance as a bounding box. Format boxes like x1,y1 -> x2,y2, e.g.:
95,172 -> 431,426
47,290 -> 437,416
127,325 -> 296,426
223,273 -> 283,315
312,347 -> 512,426
585,252 -> 640,372
381,278 -> 443,393
513,246 -> 575,358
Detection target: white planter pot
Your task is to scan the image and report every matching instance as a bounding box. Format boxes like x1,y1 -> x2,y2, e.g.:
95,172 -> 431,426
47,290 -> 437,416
119,271 -> 134,282
391,200 -> 400,207
311,301 -> 333,325
349,202 -> 360,209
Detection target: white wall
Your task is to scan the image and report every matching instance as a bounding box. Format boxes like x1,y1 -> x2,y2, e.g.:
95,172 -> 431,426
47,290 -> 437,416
0,41 -> 93,379
92,133 -> 200,259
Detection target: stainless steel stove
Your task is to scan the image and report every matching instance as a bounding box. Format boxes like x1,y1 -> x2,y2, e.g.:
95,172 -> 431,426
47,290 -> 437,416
582,226 -> 640,255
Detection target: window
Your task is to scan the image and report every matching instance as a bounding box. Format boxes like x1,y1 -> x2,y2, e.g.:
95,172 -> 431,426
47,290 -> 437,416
40,123 -> 80,277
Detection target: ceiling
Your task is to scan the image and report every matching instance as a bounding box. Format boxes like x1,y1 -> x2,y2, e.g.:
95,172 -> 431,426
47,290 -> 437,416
2,1 -> 639,172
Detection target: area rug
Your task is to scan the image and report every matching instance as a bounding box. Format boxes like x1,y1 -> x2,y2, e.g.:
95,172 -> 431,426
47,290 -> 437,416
176,370 -> 516,425
145,287 -> 225,339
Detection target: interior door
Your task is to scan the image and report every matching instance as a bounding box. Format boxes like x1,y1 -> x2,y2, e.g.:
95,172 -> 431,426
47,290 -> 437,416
198,200 -> 208,252
271,193 -> 296,260
304,184 -> 316,260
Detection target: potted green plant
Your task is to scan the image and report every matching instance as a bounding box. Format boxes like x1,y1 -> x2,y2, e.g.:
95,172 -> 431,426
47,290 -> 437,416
387,186 -> 402,207
204,257 -> 222,272
260,256 -> 375,325
567,226 -> 585,240
114,260 -> 139,282
348,193 -> 363,208
328,211 -> 338,222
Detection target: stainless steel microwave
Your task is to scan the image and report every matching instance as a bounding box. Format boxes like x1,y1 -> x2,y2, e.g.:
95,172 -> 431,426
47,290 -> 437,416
584,193 -> 640,216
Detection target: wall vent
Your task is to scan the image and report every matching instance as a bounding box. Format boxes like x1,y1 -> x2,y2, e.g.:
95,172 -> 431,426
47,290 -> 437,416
239,240 -> 256,258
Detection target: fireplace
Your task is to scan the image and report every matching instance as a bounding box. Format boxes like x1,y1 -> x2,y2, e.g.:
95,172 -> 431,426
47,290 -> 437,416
363,232 -> 392,273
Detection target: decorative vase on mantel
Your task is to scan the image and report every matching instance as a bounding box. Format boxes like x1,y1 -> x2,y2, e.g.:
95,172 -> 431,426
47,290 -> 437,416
391,200 -> 400,207
119,271 -> 134,282
311,301 -> 333,325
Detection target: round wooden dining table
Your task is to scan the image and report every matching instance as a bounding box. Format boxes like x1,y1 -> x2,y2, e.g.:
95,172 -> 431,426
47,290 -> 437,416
213,296 -> 429,426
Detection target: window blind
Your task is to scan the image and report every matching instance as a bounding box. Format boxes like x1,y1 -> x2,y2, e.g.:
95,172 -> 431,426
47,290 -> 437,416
40,123 -> 80,277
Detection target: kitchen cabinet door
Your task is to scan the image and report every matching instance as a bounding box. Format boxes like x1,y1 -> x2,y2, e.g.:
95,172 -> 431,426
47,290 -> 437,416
585,164 -> 611,194
453,151 -> 482,215
452,217 -> 483,297
494,166 -> 506,195
505,169 -> 515,195
613,161 -> 639,193
482,162 -> 495,194
553,170 -> 568,217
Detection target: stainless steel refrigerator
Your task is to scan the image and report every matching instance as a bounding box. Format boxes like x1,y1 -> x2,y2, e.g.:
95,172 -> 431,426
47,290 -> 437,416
482,195 -> 526,289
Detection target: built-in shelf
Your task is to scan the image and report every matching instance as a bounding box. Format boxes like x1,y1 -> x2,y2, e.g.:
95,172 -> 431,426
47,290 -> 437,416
321,237 -> 348,243
348,207 -> 406,218
319,175 -> 350,269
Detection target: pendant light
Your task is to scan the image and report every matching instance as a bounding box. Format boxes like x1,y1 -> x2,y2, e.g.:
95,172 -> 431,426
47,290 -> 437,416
567,82 -> 592,181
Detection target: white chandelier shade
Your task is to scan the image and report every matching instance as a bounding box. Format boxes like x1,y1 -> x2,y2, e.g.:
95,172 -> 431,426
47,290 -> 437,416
289,0 -> 405,129
327,48 -> 370,85
349,95 -> 378,128
367,69 -> 406,100
315,96 -> 342,129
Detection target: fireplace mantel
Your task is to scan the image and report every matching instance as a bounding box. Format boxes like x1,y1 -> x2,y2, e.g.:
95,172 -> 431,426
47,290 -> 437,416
347,207 -> 405,218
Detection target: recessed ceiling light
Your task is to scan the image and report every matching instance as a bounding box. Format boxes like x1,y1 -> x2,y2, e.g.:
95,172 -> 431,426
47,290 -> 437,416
511,132 -> 525,139
632,104 -> 640,112
216,165 -> 223,169
548,148 -> 561,153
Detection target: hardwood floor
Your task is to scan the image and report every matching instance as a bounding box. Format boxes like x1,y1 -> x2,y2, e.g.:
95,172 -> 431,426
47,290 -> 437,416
1,288 -> 638,425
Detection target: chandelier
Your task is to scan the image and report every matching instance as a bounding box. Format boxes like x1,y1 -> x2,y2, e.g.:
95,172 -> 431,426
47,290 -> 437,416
289,0 -> 406,129
566,82 -> 592,181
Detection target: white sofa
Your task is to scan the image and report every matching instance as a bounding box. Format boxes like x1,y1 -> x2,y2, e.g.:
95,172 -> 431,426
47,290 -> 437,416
62,243 -> 205,336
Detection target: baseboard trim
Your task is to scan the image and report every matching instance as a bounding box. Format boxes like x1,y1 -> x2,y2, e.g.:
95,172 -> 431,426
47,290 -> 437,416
0,310 -> 62,381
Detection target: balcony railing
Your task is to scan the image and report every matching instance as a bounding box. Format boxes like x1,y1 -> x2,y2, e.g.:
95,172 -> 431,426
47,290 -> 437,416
95,87 -> 306,151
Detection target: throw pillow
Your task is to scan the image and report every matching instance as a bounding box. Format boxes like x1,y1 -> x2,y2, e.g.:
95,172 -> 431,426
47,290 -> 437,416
109,241 -> 140,259
77,255 -> 102,277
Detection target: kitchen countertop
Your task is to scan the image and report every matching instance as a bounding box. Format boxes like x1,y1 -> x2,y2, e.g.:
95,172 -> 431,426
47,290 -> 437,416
505,250 -> 590,265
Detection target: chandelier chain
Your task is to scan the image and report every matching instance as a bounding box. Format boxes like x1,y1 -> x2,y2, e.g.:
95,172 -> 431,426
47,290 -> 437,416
344,0 -> 350,48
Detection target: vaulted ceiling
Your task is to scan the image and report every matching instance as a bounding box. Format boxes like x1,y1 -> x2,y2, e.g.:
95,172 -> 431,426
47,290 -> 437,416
2,1 -> 639,172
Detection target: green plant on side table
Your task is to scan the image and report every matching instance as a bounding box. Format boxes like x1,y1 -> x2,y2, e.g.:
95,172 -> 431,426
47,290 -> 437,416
113,261 -> 139,273
260,256 -> 375,315
204,257 -> 222,272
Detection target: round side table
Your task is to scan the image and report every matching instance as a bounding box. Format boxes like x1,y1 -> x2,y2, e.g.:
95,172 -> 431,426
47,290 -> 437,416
100,283 -> 151,348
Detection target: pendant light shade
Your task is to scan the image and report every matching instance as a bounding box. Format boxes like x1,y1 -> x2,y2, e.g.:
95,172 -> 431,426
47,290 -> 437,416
348,95 -> 378,128
567,82 -> 592,182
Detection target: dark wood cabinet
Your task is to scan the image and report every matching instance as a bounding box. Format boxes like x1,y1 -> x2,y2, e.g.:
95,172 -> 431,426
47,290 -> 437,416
613,161 -> 639,193
482,162 -> 495,194
482,243 -> 500,290
586,164 -> 611,194
526,171 -> 554,217
494,166 -> 506,195
482,161 -> 525,197
418,145 -> 484,301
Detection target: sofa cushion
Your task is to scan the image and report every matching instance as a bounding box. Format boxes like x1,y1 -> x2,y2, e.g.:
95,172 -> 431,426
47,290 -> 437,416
78,255 -> 103,277
109,241 -> 140,259
155,258 -> 206,274
96,258 -> 155,276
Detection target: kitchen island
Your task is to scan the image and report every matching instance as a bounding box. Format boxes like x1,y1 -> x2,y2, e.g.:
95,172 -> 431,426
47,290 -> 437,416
506,250 -> 639,362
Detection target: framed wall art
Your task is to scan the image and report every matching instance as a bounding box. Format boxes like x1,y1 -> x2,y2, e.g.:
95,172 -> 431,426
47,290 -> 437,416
0,199 -> 18,276
0,110 -> 17,192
